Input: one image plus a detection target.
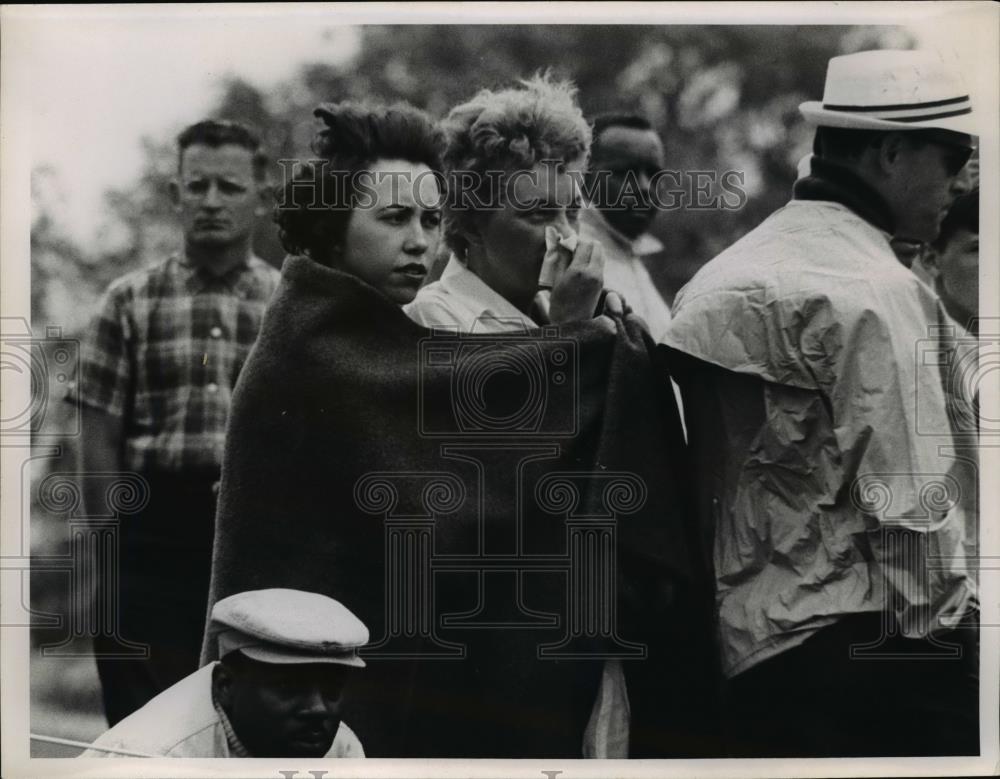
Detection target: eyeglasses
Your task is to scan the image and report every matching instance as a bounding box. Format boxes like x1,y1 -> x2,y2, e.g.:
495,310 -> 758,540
934,143 -> 974,178
904,129 -> 975,178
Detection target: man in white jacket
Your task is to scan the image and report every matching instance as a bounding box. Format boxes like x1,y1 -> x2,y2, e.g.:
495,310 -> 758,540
82,589 -> 367,758
664,49 -> 979,757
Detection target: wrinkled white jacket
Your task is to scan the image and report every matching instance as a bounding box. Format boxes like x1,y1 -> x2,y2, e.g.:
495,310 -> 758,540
81,663 -> 364,758
664,199 -> 977,677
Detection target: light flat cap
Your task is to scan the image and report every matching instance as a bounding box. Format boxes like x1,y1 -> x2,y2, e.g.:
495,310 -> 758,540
211,588 -> 369,668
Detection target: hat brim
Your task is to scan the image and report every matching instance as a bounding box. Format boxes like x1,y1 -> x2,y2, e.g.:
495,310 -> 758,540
799,101 -> 978,137
237,645 -> 366,668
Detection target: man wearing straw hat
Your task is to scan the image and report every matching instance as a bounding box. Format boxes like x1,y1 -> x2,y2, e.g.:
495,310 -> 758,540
664,50 -> 978,757
81,589 -> 367,758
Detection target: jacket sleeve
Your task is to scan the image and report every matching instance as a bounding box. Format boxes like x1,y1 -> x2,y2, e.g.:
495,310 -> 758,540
799,286 -> 975,634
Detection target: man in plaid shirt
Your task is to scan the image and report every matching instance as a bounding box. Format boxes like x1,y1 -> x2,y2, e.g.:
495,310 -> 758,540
68,120 -> 281,725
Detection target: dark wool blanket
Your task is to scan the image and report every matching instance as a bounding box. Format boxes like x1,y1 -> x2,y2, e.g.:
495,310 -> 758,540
203,254 -> 717,758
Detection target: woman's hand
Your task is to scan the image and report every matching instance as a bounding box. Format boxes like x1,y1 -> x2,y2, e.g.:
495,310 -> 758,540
547,232 -> 606,324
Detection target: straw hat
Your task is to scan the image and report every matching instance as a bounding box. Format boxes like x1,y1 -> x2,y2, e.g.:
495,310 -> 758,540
799,49 -> 976,136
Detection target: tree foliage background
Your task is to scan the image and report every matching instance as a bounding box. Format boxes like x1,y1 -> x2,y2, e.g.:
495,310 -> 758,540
31,24 -> 912,331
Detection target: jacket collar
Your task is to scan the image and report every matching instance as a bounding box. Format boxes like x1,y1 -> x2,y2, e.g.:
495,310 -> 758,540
792,156 -> 896,236
212,688 -> 252,757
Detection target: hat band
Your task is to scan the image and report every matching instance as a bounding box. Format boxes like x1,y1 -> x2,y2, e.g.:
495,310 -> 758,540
875,107 -> 972,123
822,95 -> 971,123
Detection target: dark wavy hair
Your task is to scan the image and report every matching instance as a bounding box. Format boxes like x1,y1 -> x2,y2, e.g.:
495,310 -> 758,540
440,74 -> 591,260
275,102 -> 445,265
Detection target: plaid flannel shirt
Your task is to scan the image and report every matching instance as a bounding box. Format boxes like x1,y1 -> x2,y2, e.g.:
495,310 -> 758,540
67,254 -> 281,472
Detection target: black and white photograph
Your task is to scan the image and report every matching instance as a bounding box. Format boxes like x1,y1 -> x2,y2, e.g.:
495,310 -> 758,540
1,3 -> 997,777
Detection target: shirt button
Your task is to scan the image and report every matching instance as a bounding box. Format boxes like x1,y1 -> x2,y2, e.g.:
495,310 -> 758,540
210,326 -> 223,339
207,382 -> 219,394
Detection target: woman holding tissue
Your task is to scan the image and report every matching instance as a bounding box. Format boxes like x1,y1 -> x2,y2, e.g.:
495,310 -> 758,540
405,74 -> 613,330
210,80 -> 712,759
404,74 -> 631,759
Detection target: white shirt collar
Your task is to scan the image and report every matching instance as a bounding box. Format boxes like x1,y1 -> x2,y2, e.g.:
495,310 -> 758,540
437,256 -> 537,332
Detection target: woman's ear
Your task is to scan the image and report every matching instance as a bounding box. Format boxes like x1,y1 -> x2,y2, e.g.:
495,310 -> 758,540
311,219 -> 343,268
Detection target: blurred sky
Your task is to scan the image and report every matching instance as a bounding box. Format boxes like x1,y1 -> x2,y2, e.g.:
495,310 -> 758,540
12,4 -> 996,247
24,7 -> 359,244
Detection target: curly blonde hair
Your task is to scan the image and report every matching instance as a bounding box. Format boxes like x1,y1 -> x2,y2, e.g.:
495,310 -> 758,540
441,74 -> 591,259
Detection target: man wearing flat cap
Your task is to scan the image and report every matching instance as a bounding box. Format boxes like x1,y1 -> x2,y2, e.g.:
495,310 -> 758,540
82,589 -> 367,758
664,50 -> 979,757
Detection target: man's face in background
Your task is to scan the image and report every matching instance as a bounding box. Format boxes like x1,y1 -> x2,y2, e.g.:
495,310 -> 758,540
173,143 -> 264,256
588,125 -> 665,240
